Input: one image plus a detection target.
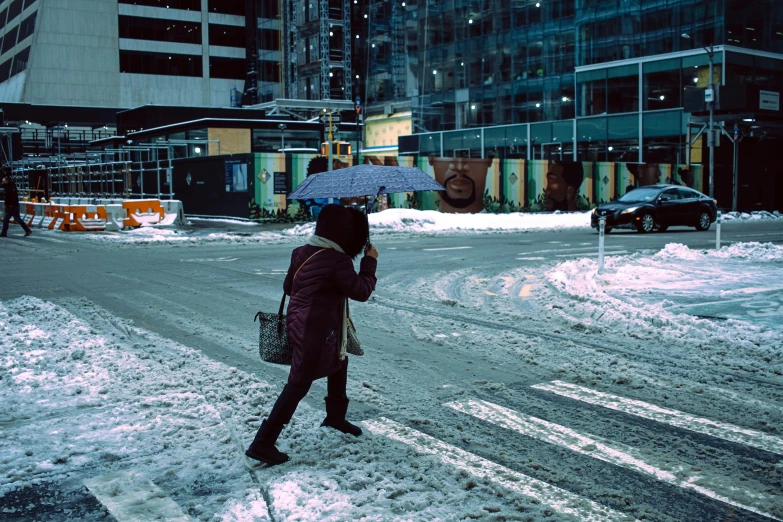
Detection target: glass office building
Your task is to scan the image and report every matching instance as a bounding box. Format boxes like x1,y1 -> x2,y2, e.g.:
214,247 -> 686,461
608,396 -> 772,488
396,0 -> 783,167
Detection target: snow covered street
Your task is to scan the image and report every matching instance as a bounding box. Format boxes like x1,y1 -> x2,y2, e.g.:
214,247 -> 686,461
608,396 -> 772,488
1,216 -> 782,521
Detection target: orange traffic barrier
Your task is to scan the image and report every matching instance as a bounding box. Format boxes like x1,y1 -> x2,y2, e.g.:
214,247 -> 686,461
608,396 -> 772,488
122,199 -> 165,228
64,205 -> 107,232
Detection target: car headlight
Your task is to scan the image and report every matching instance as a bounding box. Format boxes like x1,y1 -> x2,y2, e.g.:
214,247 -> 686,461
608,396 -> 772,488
621,207 -> 639,214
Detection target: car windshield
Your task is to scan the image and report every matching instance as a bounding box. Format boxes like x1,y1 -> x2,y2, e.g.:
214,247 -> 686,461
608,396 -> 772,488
618,187 -> 662,203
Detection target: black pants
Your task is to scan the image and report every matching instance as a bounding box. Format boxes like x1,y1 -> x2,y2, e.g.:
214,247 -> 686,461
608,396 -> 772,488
267,357 -> 349,427
1,208 -> 32,235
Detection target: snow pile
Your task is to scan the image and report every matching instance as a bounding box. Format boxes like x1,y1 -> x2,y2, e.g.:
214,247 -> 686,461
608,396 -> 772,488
721,210 -> 782,222
0,296 -> 579,521
654,242 -> 783,263
542,243 -> 783,378
287,208 -> 592,237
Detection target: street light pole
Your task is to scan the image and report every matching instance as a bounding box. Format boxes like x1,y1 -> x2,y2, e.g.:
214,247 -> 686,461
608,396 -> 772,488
278,123 -> 286,153
706,44 -> 715,199
682,34 -> 716,199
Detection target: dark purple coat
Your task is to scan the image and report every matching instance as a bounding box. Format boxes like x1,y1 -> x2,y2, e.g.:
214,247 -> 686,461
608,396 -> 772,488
284,244 -> 377,384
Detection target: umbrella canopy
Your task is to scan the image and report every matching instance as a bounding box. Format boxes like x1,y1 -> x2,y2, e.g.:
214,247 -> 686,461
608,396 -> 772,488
288,164 -> 445,200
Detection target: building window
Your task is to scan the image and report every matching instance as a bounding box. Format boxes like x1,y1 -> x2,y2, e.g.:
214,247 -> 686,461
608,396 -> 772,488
0,9 -> 7,31
607,64 -> 639,114
258,60 -> 280,83
643,110 -> 683,164
209,56 -> 245,79
10,45 -> 29,77
7,0 -> 22,23
17,11 -> 36,42
118,15 -> 201,45
118,0 -> 201,10
119,50 -> 203,77
643,58 -> 681,111
23,0 -> 35,9
607,114 -> 639,161
577,69 -> 606,117
258,29 -> 279,51
0,57 -> 12,83
208,24 -> 244,47
259,1 -> 278,18
208,0 -> 244,17
2,26 -> 18,54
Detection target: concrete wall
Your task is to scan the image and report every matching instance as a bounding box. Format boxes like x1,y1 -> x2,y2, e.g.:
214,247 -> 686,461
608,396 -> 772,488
0,0 -> 245,108
23,0 -> 120,107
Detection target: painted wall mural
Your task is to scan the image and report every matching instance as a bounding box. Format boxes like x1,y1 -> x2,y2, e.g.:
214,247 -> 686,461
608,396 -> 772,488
245,152 -> 705,218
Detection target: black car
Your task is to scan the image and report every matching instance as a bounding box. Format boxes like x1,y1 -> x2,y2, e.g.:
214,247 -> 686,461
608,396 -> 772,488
591,184 -> 718,233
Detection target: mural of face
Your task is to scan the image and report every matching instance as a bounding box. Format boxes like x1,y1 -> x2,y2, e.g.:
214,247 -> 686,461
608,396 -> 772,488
545,161 -> 584,212
429,156 -> 492,213
627,163 -> 661,187
677,167 -> 694,188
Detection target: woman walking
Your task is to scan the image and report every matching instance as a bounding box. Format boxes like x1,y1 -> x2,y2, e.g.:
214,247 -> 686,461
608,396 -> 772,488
246,204 -> 379,466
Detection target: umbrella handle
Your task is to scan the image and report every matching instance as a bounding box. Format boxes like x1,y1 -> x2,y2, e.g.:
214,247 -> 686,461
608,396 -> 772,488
367,185 -> 386,216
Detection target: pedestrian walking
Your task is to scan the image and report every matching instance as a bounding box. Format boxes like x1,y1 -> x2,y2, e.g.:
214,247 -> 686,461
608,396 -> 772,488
246,204 -> 378,466
1,175 -> 32,237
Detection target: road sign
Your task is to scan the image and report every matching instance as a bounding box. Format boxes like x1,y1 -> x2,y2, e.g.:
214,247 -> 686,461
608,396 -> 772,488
320,113 -> 341,124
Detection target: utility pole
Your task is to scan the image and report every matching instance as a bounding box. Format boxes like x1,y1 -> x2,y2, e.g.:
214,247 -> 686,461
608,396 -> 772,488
328,111 -> 333,172
278,123 -> 286,153
707,44 -> 715,199
682,34 -> 716,198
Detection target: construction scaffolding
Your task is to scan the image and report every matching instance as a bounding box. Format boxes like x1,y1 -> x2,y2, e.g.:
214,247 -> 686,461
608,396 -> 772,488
4,139 -> 220,202
282,0 -> 352,102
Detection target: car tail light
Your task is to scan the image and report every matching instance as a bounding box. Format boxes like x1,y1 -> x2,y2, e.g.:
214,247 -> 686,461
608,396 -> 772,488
714,199 -> 718,205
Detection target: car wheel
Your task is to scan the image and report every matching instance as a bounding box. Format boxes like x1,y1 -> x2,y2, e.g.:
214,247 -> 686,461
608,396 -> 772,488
635,213 -> 655,233
605,227 -> 612,234
696,211 -> 711,231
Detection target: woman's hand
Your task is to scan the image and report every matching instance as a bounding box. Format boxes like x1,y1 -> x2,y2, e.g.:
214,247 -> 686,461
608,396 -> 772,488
365,243 -> 379,259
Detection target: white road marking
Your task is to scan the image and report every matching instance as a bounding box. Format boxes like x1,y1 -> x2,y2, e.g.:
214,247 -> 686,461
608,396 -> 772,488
362,417 -> 633,522
85,471 -> 192,521
447,399 -> 782,521
555,250 -> 629,258
423,246 -> 473,251
517,257 -> 545,261
532,381 -> 783,456
519,284 -> 533,297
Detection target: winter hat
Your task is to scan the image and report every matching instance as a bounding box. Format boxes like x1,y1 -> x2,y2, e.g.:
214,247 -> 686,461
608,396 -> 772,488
314,204 -> 369,259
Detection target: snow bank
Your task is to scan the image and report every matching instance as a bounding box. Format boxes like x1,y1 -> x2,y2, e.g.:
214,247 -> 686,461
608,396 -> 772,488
542,242 -> 783,378
721,210 -> 782,222
654,242 -> 783,263
286,208 -> 593,237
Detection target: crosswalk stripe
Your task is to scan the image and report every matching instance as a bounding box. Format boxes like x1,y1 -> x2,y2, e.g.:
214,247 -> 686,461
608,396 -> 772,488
84,471 -> 192,522
531,380 -> 783,456
446,399 -> 781,521
362,417 -> 633,522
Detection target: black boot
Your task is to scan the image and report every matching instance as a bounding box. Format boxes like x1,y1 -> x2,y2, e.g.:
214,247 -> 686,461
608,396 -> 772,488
321,397 -> 362,437
245,420 -> 289,466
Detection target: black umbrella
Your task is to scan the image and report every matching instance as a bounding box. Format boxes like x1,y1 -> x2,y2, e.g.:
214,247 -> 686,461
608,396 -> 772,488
288,164 -> 444,203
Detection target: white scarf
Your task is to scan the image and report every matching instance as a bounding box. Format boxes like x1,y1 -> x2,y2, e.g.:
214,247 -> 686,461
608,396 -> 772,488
307,235 -> 348,360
